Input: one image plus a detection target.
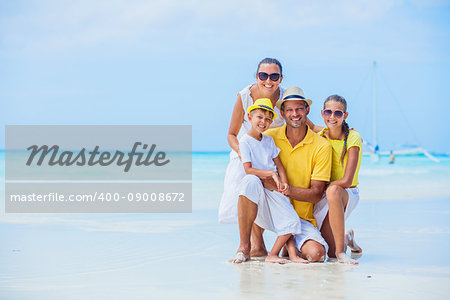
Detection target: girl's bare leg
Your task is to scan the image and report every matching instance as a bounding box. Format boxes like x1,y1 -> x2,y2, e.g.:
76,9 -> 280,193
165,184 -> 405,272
320,213 -> 336,258
326,185 -> 358,265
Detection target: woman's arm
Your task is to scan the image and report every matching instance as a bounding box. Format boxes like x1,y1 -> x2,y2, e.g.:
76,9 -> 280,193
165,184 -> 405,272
329,146 -> 359,189
306,117 -> 324,133
227,94 -> 245,156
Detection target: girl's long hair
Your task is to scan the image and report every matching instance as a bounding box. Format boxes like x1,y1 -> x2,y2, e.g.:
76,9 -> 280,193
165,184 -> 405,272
324,95 -> 350,165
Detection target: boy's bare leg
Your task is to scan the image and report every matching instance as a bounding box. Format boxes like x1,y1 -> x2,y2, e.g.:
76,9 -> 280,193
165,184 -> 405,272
327,185 -> 358,265
286,236 -> 308,263
265,234 -> 290,264
250,224 -> 268,257
232,196 -> 257,263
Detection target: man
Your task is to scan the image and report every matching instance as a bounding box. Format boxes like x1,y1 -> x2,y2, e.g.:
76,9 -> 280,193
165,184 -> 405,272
233,86 -> 332,263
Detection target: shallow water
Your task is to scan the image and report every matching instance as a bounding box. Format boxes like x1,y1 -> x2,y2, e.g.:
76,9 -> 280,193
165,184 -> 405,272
0,154 -> 449,299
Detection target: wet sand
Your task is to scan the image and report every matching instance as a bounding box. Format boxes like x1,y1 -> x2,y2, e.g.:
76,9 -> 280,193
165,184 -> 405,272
0,196 -> 449,299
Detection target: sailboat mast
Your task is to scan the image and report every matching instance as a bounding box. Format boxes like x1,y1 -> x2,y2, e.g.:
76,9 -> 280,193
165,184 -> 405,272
372,61 -> 377,150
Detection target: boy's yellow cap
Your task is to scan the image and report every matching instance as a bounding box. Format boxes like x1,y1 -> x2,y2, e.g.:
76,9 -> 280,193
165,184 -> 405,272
247,98 -> 277,119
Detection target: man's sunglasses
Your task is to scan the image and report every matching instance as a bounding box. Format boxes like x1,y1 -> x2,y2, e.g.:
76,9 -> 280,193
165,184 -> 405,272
258,72 -> 281,81
323,109 -> 345,118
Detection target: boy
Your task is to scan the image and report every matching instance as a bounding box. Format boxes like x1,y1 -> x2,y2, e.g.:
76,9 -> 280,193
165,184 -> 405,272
234,98 -> 307,264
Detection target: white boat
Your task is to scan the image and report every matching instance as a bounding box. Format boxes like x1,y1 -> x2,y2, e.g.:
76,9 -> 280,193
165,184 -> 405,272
362,61 -> 439,163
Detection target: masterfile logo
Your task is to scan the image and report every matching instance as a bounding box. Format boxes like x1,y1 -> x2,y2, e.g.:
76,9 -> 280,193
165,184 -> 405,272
26,142 -> 170,172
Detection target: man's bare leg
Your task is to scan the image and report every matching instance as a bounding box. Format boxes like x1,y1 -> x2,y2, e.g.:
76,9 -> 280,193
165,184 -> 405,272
300,240 -> 326,262
232,195 -> 257,263
327,185 -> 357,265
250,224 -> 268,257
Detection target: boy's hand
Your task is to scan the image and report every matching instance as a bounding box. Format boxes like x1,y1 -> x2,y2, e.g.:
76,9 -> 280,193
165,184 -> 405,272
280,182 -> 289,194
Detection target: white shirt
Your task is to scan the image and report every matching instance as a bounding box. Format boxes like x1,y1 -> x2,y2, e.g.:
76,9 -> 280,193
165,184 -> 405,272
239,133 -> 280,173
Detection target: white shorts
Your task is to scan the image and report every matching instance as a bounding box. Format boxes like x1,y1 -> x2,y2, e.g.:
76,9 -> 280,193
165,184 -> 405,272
313,187 -> 360,230
238,174 -> 302,236
293,218 -> 329,254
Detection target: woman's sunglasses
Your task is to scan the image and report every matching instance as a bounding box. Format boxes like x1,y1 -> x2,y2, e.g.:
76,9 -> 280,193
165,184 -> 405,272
323,109 -> 345,118
258,72 -> 281,82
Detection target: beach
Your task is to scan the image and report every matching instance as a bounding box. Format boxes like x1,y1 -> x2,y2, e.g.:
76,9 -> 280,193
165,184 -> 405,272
1,153 -> 450,299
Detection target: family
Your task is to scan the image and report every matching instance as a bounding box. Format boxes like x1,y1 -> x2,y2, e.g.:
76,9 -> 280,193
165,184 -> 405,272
218,58 -> 363,265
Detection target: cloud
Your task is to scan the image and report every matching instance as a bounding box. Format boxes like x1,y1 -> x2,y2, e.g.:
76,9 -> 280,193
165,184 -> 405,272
1,0 -> 400,55
409,0 -> 450,6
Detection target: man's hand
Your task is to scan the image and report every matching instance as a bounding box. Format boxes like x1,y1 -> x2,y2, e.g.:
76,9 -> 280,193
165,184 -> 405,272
288,180 -> 327,204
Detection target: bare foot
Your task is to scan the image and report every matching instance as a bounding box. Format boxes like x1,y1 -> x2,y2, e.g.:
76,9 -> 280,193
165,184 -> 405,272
346,229 -> 362,253
290,256 -> 309,264
265,255 -> 289,264
230,251 -> 250,264
250,248 -> 268,257
337,252 -> 358,265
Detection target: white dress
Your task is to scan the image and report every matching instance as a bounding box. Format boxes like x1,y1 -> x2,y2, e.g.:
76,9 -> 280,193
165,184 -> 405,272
218,85 -> 285,224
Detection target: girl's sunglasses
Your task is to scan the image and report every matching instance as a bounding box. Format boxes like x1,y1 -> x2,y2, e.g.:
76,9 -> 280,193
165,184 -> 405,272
258,72 -> 281,81
323,109 -> 344,118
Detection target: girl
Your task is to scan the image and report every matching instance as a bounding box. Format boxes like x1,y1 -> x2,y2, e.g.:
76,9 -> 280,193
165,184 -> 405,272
218,58 -> 285,257
308,95 -> 363,264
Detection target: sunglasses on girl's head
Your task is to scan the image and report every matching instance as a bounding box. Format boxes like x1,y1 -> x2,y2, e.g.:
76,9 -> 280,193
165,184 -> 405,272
323,109 -> 344,118
258,72 -> 281,81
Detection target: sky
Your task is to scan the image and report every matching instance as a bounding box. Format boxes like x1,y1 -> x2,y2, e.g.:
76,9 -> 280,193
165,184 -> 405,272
1,0 -> 449,153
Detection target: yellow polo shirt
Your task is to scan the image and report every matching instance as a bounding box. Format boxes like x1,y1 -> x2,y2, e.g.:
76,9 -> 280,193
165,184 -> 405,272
265,125 -> 332,227
318,128 -> 363,186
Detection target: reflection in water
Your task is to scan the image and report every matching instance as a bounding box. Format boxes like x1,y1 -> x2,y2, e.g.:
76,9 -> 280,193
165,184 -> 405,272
235,258 -> 357,299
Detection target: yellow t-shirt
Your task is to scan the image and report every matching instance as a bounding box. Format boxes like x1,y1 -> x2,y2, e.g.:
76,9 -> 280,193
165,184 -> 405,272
318,129 -> 363,186
265,125 -> 332,227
